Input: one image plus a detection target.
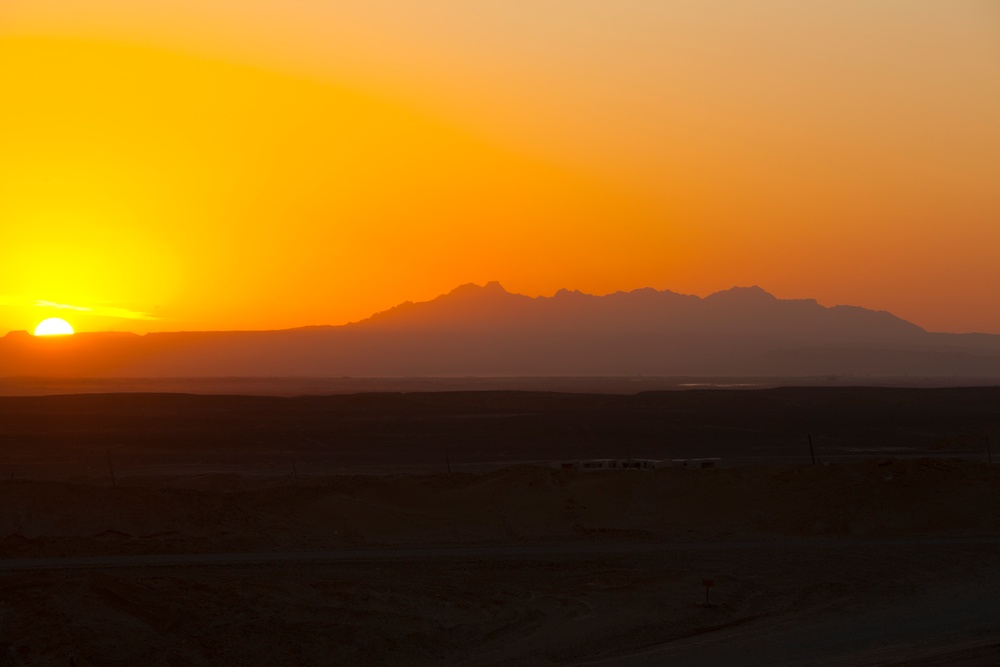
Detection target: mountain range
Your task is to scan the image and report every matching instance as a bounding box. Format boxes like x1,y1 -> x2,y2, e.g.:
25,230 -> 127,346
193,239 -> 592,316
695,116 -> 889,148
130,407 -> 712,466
2,283 -> 999,378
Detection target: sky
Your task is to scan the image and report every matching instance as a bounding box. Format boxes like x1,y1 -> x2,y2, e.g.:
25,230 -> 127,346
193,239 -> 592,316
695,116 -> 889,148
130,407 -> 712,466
1,1 -> 998,335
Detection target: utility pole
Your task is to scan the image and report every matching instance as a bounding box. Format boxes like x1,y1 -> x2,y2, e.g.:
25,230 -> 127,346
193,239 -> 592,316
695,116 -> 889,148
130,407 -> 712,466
808,435 -> 816,466
107,449 -> 117,488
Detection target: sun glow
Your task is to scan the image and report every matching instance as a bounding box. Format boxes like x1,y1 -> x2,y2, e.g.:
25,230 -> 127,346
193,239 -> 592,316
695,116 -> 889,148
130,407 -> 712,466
34,318 -> 75,336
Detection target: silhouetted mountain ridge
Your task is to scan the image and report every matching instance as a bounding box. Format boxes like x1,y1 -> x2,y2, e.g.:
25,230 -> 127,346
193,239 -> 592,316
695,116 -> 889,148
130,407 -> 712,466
1,283 -> 997,378
353,283 -> 924,343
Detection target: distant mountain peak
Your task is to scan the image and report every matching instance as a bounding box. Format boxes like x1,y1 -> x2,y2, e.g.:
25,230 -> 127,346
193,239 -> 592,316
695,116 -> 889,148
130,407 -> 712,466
705,285 -> 777,302
554,288 -> 587,298
445,281 -> 509,297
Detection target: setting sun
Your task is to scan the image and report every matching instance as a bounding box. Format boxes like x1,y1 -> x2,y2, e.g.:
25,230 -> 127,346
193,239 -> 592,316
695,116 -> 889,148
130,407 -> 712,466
33,318 -> 75,336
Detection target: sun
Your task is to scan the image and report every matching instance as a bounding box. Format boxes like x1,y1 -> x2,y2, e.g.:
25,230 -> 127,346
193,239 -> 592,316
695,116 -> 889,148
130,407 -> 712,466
34,318 -> 75,336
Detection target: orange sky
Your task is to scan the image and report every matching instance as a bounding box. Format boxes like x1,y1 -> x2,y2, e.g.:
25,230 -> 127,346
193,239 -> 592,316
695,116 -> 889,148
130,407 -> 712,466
2,1 -> 998,335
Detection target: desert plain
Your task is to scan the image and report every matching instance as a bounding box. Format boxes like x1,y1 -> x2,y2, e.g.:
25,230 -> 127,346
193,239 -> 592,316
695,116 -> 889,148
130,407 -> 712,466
1,386 -> 999,665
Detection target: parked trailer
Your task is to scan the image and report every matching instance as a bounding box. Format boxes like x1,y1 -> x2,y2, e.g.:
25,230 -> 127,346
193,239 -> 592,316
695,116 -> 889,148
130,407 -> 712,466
567,459 -> 661,471
671,458 -> 721,470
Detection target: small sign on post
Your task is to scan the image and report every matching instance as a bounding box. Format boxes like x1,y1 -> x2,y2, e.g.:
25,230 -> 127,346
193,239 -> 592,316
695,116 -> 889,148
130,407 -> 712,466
702,579 -> 714,606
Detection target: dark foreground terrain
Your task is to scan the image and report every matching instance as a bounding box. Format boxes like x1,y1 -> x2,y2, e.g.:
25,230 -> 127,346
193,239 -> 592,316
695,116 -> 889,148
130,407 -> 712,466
1,387 -> 999,665
2,461 -> 1000,666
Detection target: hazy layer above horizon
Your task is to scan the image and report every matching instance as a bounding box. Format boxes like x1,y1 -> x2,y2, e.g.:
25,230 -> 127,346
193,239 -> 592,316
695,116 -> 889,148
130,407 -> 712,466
2,283 -> 999,380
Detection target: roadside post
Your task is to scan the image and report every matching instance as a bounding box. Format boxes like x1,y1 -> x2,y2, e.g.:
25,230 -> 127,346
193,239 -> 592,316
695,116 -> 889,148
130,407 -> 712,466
702,579 -> 714,606
107,449 -> 117,488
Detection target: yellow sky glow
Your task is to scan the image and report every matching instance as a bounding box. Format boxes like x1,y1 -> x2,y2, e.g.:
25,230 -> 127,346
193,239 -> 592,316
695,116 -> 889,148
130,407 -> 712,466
2,1 -> 999,334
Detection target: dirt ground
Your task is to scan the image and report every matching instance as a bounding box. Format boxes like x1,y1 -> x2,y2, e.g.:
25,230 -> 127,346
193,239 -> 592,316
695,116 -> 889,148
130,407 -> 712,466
2,460 -> 1000,665
2,388 -> 997,477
